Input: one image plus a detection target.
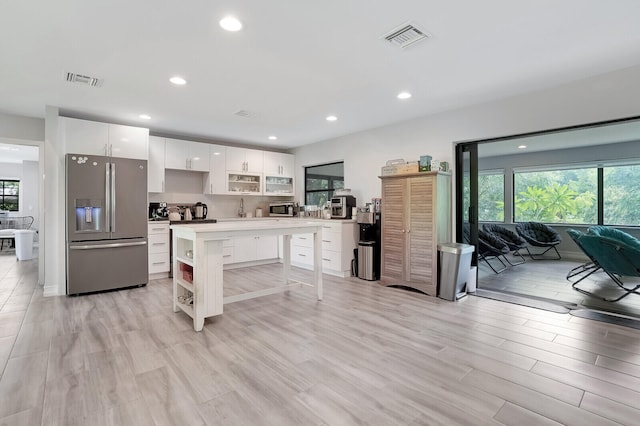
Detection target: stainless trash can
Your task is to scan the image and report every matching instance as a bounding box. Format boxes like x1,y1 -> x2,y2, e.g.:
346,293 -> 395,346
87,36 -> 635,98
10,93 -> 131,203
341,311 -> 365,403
437,243 -> 475,301
358,241 -> 375,280
14,229 -> 36,261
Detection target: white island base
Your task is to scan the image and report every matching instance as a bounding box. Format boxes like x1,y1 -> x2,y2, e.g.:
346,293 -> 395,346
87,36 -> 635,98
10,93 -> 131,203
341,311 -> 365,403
171,220 -> 324,331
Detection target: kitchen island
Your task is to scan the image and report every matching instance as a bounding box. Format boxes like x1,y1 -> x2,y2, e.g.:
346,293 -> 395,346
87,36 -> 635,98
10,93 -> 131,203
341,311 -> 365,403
170,220 -> 324,331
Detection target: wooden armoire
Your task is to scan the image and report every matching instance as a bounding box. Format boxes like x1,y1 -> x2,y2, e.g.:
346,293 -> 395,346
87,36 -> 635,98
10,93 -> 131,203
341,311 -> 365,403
379,171 -> 451,296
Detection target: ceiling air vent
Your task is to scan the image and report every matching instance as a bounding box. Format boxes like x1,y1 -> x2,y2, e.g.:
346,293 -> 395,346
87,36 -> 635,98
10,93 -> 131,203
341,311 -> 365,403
65,72 -> 102,87
382,22 -> 431,49
234,110 -> 251,118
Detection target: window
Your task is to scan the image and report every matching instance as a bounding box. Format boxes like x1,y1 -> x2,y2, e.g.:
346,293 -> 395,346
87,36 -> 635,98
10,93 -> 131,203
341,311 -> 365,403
478,172 -> 504,222
604,164 -> 640,226
513,168 -> 597,224
305,162 -> 344,207
0,179 -> 20,211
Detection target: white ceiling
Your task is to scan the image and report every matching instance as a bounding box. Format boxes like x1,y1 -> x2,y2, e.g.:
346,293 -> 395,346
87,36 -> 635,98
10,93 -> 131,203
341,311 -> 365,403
478,118 -> 640,157
2,1 -> 640,149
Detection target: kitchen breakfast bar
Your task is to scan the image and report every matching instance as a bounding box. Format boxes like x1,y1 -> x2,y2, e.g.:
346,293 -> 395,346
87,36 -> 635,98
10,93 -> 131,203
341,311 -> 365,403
171,220 -> 324,331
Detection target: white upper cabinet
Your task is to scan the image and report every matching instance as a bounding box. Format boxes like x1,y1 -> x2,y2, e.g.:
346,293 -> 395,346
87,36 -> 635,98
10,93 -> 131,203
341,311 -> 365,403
148,136 -> 166,193
62,117 -> 148,160
263,152 -> 295,177
204,144 -> 227,195
263,152 -> 295,196
226,147 -> 264,173
165,138 -> 210,172
63,117 -> 108,156
108,124 -> 149,160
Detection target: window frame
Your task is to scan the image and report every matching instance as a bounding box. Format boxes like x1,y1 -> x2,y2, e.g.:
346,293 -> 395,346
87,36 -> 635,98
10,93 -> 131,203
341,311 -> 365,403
509,161 -> 640,227
304,161 -> 344,207
0,179 -> 20,212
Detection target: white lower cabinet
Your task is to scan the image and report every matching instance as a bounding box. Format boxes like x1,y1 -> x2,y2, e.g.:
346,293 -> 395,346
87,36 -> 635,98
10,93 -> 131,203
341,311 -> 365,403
148,222 -> 170,276
226,235 -> 279,267
290,220 -> 357,277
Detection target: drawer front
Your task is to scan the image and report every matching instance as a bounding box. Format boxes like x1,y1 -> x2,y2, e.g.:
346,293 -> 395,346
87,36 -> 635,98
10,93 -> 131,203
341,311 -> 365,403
148,234 -> 169,254
321,222 -> 342,233
292,245 -> 313,266
321,249 -> 342,271
321,231 -> 342,252
292,233 -> 313,248
148,223 -> 169,235
222,246 -> 234,264
148,252 -> 170,273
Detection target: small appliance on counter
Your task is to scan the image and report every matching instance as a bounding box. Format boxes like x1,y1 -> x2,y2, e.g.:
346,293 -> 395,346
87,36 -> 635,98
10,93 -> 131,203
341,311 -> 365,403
331,195 -> 356,219
149,202 -> 168,220
168,207 -> 181,221
269,201 -> 296,217
194,202 -> 208,219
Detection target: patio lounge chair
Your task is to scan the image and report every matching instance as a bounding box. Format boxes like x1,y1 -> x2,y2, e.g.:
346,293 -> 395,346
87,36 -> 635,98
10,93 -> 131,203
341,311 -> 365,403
477,229 -> 510,274
515,221 -> 562,260
574,230 -> 640,302
483,224 -> 527,265
565,228 -> 602,287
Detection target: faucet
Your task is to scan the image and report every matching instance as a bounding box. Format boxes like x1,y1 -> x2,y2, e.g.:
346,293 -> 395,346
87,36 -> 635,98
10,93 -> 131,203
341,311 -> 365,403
238,198 -> 245,217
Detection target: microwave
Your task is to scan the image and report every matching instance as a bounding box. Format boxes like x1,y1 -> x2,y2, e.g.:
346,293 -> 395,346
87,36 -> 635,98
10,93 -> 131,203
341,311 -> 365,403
269,202 -> 295,216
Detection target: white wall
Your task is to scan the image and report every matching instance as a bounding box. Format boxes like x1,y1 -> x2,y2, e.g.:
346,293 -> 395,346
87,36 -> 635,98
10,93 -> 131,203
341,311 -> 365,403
43,106 -> 65,296
293,64 -> 640,207
0,112 -> 45,141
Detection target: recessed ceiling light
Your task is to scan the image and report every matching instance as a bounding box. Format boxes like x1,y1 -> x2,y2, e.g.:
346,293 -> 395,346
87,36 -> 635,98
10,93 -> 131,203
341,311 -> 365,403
212,152 -> 221,156
268,136 -> 277,140
169,76 -> 187,85
139,114 -> 151,120
518,145 -> 527,149
220,16 -> 243,32
397,91 -> 412,99
326,115 -> 338,122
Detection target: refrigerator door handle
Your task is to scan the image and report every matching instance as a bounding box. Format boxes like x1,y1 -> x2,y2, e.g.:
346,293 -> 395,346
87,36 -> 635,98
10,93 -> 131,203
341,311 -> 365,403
105,163 -> 111,232
70,241 -> 147,250
111,162 -> 116,233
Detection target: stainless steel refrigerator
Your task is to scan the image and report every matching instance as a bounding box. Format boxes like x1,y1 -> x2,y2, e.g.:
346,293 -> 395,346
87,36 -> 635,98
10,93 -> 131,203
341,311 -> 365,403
66,154 -> 148,295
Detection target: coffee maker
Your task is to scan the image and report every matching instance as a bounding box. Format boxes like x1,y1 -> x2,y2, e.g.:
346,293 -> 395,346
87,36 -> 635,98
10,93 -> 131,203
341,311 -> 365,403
331,195 -> 356,219
149,202 -> 168,219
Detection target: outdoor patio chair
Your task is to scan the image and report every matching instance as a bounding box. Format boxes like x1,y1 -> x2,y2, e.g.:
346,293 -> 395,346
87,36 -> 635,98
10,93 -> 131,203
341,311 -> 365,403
576,232 -> 640,302
565,228 -> 602,287
515,221 -> 562,260
483,224 -> 527,265
477,229 -> 510,274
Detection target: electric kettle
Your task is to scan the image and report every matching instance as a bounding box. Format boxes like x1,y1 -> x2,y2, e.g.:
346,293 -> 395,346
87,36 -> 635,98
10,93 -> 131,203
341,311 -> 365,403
195,202 -> 208,219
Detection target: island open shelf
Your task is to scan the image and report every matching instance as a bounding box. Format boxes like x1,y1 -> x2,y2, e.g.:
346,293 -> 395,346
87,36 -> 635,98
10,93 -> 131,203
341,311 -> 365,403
171,220 -> 324,331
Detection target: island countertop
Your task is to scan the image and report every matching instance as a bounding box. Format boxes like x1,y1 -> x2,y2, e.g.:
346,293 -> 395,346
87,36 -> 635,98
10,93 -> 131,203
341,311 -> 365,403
171,219 -> 324,331
170,219 -> 325,235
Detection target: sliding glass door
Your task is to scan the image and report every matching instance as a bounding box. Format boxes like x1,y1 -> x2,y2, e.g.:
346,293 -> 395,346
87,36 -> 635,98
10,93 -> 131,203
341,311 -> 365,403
455,142 -> 478,267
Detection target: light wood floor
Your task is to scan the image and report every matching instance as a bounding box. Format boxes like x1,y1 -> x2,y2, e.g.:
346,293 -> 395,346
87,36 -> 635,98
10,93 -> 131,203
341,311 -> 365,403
478,254 -> 640,318
2,251 -> 640,425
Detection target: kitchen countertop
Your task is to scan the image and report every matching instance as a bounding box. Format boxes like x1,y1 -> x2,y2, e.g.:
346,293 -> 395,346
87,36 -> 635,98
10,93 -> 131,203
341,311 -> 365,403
152,217 -> 357,224
216,216 -> 357,223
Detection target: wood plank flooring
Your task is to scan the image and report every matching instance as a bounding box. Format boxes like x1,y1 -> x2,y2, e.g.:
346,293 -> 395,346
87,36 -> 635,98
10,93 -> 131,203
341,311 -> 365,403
478,254 -> 640,317
2,250 -> 640,425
